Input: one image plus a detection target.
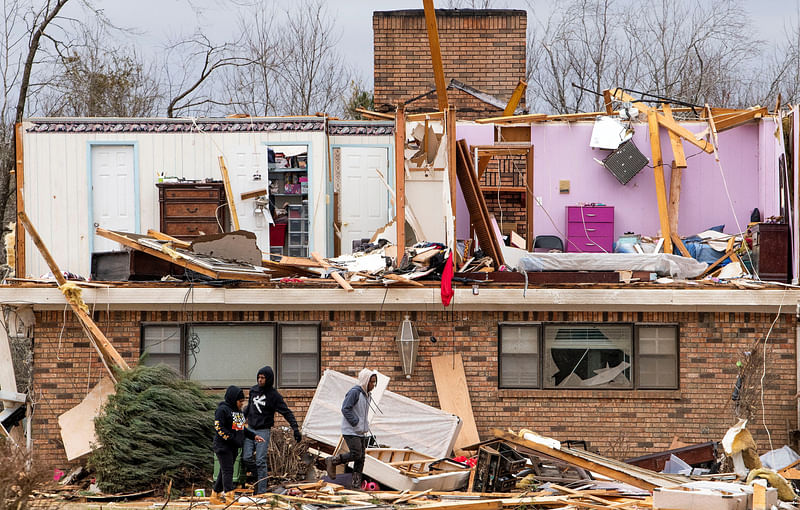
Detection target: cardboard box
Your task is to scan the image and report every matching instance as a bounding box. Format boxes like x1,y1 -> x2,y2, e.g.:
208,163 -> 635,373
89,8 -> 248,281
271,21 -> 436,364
653,487 -> 747,510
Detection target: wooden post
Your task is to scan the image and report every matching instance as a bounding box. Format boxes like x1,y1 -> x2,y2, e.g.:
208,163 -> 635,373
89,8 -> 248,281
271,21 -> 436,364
217,155 -> 239,230
661,104 -> 687,168
503,79 -> 527,117
17,212 -> 129,373
423,0 -> 448,111
602,89 -> 614,115
14,123 -> 25,278
668,160 -> 682,236
526,146 -> 534,252
647,110 -> 673,254
395,104 -> 406,252
447,105 -> 457,252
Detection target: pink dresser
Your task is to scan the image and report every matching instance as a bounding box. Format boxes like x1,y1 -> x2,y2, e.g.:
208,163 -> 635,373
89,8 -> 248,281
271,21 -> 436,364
566,205 -> 614,253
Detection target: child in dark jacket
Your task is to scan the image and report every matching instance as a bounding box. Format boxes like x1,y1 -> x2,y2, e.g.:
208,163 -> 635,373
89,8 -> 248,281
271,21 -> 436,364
243,366 -> 302,494
212,385 -> 264,505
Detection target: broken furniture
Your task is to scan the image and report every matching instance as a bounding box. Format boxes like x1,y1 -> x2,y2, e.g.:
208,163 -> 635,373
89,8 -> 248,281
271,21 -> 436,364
566,204 -> 614,253
472,442 -> 527,492
90,250 -> 185,281
626,440 -> 720,473
157,181 -> 227,241
749,222 -> 790,283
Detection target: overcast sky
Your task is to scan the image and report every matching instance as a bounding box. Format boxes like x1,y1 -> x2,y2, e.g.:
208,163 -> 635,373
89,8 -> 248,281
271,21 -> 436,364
80,0 -> 798,89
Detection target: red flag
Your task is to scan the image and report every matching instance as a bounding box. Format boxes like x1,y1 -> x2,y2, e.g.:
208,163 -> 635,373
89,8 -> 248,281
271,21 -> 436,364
440,252 -> 454,307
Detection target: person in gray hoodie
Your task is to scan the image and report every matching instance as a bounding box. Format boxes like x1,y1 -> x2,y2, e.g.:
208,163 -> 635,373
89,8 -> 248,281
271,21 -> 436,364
325,368 -> 377,489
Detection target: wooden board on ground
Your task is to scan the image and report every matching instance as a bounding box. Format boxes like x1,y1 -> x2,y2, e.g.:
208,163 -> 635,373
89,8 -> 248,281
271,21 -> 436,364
430,354 -> 480,455
58,377 -> 115,460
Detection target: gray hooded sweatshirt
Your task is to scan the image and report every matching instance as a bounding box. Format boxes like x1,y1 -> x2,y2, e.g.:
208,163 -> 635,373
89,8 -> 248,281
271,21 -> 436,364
340,369 -> 375,436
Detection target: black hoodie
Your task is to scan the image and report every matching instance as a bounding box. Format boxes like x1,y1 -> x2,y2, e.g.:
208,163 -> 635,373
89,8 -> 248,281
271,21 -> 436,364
213,385 -> 255,452
245,366 -> 300,433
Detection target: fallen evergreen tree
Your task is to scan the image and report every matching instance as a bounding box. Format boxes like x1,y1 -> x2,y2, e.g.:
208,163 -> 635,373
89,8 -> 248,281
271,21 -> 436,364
88,364 -> 218,493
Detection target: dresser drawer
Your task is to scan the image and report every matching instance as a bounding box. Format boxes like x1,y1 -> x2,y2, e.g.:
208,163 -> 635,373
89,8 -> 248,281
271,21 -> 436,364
567,206 -> 614,223
164,221 -> 222,237
567,222 -> 614,238
163,188 -> 221,200
566,235 -> 613,253
164,202 -> 220,219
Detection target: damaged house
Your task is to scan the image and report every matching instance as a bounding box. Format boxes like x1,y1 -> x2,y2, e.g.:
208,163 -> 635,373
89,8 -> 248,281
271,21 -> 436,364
0,9 -> 798,493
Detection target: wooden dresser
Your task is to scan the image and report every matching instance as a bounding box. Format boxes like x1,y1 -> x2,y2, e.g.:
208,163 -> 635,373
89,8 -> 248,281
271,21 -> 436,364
157,182 -> 227,240
566,205 -> 614,253
749,222 -> 790,283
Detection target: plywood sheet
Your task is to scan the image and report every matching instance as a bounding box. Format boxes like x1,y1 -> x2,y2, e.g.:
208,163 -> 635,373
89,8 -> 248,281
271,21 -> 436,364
58,377 -> 115,460
430,353 -> 480,455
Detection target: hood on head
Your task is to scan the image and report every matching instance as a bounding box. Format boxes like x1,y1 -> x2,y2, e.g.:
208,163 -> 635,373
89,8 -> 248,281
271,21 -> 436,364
357,368 -> 376,393
257,366 -> 274,388
224,385 -> 244,408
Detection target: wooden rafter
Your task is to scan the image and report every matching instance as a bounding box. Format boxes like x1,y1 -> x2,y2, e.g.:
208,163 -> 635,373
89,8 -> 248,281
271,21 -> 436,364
708,106 -> 767,132
395,104 -> 406,251
217,156 -> 239,230
474,113 -> 547,124
423,0 -> 448,111
503,79 -> 527,116
14,123 -> 25,278
661,103 -> 687,168
354,108 -> 395,120
18,212 -> 130,374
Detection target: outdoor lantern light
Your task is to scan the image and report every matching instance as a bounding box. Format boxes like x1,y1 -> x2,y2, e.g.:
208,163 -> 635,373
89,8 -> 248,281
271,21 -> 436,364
396,315 -> 420,379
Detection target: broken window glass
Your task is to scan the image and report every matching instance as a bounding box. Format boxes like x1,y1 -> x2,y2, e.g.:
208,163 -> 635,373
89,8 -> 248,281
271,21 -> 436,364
543,325 -> 632,389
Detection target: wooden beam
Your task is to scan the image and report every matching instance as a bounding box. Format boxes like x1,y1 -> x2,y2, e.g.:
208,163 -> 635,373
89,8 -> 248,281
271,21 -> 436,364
612,89 -> 714,154
241,188 -> 267,201
430,354 -> 480,455
18,212 -> 130,373
475,113 -> 548,124
423,0 -> 448,111
447,105 -> 457,242
407,111 -> 444,122
395,104 -> 406,251
217,155 -> 239,230
503,79 -> 527,116
700,248 -> 736,277
491,429 -> 660,491
671,233 -> 691,258
311,252 -> 354,292
662,104 -> 687,168
668,160 -> 682,235
526,146 -> 534,252
647,110 -> 673,254
602,89 -> 614,115
712,106 -> 767,132
14,123 -> 24,278
354,108 -> 395,120
146,229 -> 191,249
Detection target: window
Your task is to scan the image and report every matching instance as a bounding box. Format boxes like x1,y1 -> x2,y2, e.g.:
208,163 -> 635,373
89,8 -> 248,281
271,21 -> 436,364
499,324 -> 539,388
498,323 -> 678,390
278,324 -> 320,388
141,322 -> 320,388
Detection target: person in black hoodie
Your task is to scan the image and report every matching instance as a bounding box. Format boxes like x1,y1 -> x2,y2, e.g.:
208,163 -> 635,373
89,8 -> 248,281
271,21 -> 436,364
212,385 -> 264,505
243,366 -> 302,494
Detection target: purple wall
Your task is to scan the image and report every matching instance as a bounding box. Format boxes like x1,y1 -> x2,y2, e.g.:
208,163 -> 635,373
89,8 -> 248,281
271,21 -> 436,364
454,119 -> 780,245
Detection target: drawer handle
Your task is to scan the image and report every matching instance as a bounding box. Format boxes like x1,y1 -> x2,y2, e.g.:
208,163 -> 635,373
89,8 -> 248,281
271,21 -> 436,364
585,213 -> 596,217
186,207 -> 199,214
186,226 -> 197,232
585,228 -> 596,232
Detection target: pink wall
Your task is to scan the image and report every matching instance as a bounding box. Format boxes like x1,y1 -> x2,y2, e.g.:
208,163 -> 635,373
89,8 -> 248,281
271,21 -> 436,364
454,119 -> 780,246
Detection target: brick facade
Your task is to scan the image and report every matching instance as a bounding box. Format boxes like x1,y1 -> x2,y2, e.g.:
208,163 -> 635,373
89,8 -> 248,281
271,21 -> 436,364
32,307 -> 796,470
373,9 -> 526,120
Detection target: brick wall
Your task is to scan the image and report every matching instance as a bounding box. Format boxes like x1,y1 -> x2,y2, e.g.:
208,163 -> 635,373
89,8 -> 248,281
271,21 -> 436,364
481,154 -> 529,238
33,308 -> 796,469
373,9 -> 526,120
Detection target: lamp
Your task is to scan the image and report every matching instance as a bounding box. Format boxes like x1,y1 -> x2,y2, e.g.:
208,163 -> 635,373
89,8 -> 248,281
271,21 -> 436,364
396,315 -> 420,379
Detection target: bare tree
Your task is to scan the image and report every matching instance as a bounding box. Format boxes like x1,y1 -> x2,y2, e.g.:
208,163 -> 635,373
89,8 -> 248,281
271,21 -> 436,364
275,0 -> 351,116
163,32 -> 251,118
41,23 -> 161,117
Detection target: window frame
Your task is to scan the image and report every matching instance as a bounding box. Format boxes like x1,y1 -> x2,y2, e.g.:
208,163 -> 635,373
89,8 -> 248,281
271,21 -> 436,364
497,321 -> 679,390
140,321 -> 321,389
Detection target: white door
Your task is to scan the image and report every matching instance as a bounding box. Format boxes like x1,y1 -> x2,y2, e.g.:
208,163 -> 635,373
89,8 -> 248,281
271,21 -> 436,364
340,147 -> 390,252
91,145 -> 136,252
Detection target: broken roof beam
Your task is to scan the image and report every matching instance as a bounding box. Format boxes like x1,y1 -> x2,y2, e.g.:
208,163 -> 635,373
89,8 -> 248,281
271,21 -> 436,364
647,110 -> 673,255
710,106 -> 767,132
354,108 -> 395,120
474,113 -> 548,124
423,0 -> 448,111
407,111 -> 445,122
661,103 -> 687,168
18,213 -> 130,374
610,89 -> 714,154
503,79 -> 527,117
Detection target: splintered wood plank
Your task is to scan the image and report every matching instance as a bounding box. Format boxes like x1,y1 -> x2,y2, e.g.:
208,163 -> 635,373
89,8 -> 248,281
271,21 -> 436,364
218,155 -> 239,230
602,89 -> 614,115
667,160 -> 682,235
430,353 -> 480,455
647,110 -> 672,255
503,79 -> 527,116
396,104 -> 406,251
14,123 -> 25,278
423,0 -> 448,111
